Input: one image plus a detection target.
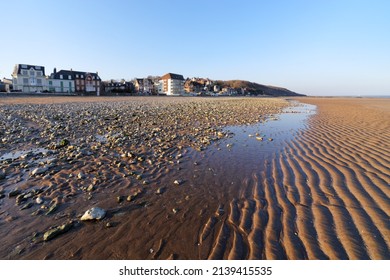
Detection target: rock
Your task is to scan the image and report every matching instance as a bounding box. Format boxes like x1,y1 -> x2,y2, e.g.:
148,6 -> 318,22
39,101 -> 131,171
174,179 -> 183,185
256,136 -> 263,141
20,202 -> 33,210
31,167 -> 48,176
16,194 -> 27,205
43,222 -> 73,241
87,184 -> 94,192
80,207 -> 106,221
36,197 -> 44,204
7,188 -> 19,198
156,187 -> 166,195
77,172 -> 85,179
172,208 -> 178,214
105,222 -> 112,228
56,139 -> 69,149
268,138 -> 273,141
0,172 -> 5,180
46,203 -> 58,215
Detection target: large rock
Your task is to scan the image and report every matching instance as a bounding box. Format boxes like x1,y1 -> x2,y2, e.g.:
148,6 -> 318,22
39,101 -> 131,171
80,207 -> 106,221
43,222 -> 73,241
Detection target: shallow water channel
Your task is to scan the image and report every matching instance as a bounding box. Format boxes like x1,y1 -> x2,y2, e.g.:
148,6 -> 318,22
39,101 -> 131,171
184,101 -> 317,190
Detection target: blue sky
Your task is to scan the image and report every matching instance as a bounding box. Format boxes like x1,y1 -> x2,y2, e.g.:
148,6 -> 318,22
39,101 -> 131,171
1,0 -> 389,96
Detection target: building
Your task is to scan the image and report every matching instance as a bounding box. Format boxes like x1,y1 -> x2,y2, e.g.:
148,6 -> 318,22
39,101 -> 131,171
48,68 -> 75,93
12,64 -> 47,92
0,78 -> 12,92
159,73 -> 185,95
102,79 -> 135,94
49,68 -> 101,95
133,78 -> 144,93
134,78 -> 154,94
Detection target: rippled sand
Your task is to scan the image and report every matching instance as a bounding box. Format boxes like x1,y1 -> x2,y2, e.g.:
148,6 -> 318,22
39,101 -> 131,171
0,96 -> 389,260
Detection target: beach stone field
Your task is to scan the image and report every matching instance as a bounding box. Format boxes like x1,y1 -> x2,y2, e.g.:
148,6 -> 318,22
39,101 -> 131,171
0,96 -> 288,259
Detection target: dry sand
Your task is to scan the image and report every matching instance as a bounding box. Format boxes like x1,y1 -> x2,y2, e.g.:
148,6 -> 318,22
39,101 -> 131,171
0,96 -> 389,260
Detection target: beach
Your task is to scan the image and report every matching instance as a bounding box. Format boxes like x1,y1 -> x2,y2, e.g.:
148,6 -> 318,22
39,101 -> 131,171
0,96 -> 389,260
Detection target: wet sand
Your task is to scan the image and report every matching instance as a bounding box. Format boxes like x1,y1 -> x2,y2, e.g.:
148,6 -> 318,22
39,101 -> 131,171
0,96 -> 389,259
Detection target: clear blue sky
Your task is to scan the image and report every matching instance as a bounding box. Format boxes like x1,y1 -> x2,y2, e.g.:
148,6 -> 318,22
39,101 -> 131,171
1,0 -> 389,96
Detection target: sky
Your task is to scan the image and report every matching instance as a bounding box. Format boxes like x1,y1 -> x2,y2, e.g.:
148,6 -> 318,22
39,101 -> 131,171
1,0 -> 389,96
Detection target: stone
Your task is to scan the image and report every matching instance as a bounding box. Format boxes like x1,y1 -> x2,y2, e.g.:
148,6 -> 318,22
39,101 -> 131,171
46,203 -> 58,215
87,184 -> 94,192
174,179 -> 183,185
36,197 -> 44,204
156,187 -> 166,195
20,202 -> 33,210
43,222 -> 73,241
80,207 -> 106,221
56,139 -> 69,149
31,167 -> 48,176
8,189 -> 21,197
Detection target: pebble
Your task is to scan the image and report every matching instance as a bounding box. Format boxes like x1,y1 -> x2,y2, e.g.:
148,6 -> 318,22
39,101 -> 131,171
20,202 -> 33,210
43,222 -> 73,241
9,188 -> 21,198
36,197 -> 44,204
80,207 -> 106,221
87,184 -> 95,192
155,187 -> 166,194
31,167 -> 48,176
174,179 -> 183,185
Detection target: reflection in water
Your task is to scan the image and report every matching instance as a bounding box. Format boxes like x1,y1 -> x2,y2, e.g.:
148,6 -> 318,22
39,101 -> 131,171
190,102 -> 317,184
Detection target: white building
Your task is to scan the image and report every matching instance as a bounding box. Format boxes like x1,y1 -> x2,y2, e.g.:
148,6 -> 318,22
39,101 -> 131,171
159,73 -> 185,95
12,64 -> 48,92
48,68 -> 75,93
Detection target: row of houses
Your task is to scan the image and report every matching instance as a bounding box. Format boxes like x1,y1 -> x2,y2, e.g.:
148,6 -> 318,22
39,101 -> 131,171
11,64 -> 102,95
4,64 -> 186,96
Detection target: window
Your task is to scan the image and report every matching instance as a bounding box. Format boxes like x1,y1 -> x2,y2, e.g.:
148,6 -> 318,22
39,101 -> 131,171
23,78 -> 28,84
37,71 -> 42,76
37,79 -> 42,85
81,75 -> 84,78
36,66 -> 41,70
60,75 -> 63,79
49,81 -> 52,85
22,70 -> 28,75
76,80 -> 79,85
30,71 -> 35,76
76,74 -> 79,78
68,75 -> 71,79
21,65 -> 27,69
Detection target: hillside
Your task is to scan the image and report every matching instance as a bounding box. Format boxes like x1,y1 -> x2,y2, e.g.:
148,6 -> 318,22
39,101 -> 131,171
215,80 -> 304,96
